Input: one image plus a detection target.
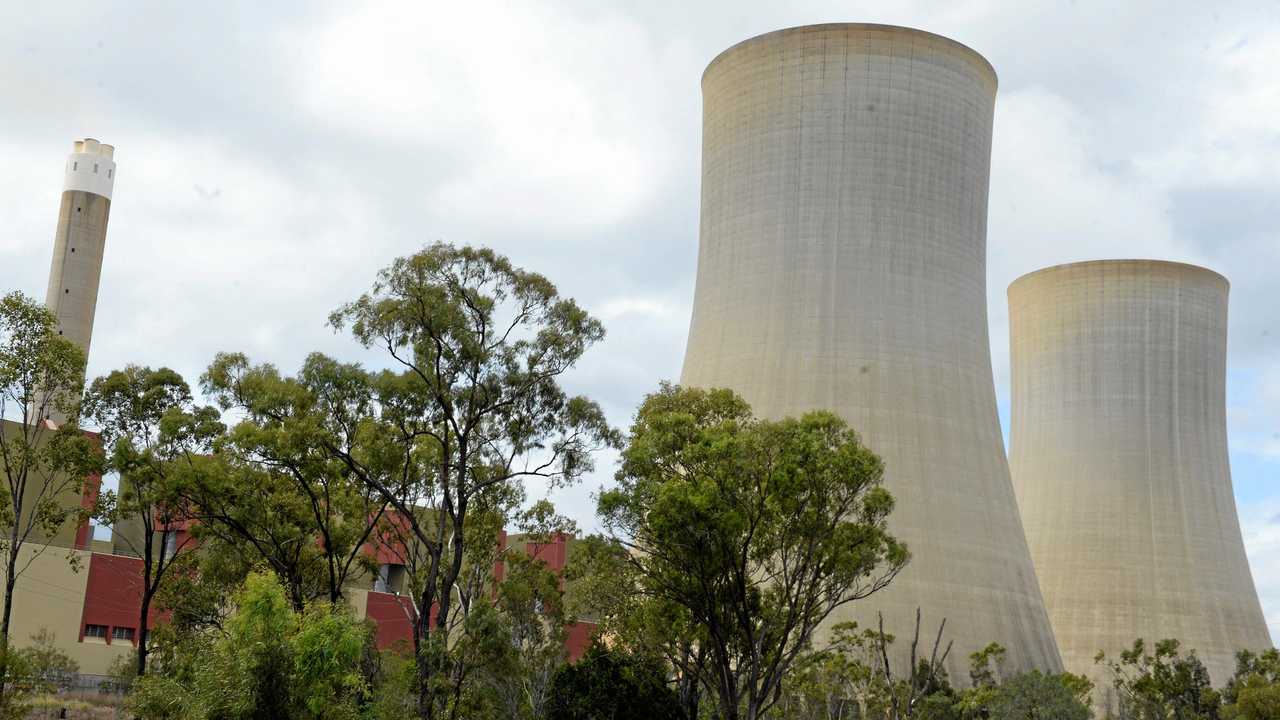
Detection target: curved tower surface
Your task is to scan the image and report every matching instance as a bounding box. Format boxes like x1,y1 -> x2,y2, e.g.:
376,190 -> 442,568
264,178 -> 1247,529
45,137 -> 116,363
1009,260 -> 1271,686
681,24 -> 1061,675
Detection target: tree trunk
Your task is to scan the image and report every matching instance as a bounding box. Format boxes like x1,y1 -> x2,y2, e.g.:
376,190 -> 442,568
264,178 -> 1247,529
416,585 -> 439,720
136,590 -> 152,677
0,532 -> 19,701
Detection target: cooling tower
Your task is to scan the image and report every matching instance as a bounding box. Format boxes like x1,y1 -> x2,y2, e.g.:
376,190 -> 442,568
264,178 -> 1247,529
39,138 -> 116,423
1009,260 -> 1271,687
680,24 -> 1062,676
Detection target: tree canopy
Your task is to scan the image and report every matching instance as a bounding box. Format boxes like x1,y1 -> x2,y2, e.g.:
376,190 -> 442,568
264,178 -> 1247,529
598,384 -> 908,720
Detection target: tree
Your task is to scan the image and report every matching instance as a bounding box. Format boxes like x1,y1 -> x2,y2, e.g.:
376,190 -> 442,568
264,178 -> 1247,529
984,671 -> 1092,720
545,642 -> 685,720
0,292 -> 99,695
83,365 -> 221,676
1096,638 -> 1220,720
1222,648 -> 1280,720
873,611 -> 957,720
599,384 -> 908,720
199,353 -> 391,609
320,242 -> 616,719
15,628 -> 78,692
487,551 -> 569,719
128,570 -> 371,720
566,535 -> 708,718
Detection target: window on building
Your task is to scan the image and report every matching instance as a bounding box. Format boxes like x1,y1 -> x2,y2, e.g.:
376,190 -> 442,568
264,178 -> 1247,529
374,563 -> 407,594
112,627 -> 135,642
93,163 -> 98,173
84,624 -> 107,640
73,161 -> 78,170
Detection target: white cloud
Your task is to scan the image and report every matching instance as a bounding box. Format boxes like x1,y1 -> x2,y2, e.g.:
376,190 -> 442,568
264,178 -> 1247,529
1,0 -> 1278,644
291,2 -> 673,231
1239,500 -> 1280,644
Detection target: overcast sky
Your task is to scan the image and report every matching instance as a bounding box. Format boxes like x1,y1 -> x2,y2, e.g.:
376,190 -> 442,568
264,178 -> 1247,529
1,1 -> 1277,644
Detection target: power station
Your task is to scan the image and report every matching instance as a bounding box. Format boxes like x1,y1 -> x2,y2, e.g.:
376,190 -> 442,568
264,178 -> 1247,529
680,24 -> 1063,675
1008,260 -> 1271,688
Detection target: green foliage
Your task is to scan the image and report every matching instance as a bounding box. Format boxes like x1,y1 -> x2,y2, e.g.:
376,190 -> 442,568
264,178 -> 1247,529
14,628 -> 78,692
0,644 -> 35,720
0,290 -> 87,426
0,631 -> 84,718
1222,648 -> 1280,720
196,353 -> 388,609
1097,638 -> 1220,720
983,671 -> 1092,720
599,384 -> 907,720
83,364 -> 221,676
128,571 -> 371,720
0,292 -> 101,703
545,642 -> 684,720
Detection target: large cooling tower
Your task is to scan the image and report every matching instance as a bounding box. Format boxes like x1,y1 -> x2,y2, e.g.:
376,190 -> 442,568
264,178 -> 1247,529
681,24 -> 1062,675
1009,260 -> 1271,686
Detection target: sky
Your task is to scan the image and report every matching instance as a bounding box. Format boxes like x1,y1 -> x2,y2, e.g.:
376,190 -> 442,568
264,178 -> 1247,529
0,1 -> 1276,645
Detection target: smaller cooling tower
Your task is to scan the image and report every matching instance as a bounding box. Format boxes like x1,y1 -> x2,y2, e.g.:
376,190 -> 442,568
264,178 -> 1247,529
1009,260 -> 1271,688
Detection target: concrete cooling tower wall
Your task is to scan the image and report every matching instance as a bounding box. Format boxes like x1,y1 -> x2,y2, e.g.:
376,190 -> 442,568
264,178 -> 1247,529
680,24 -> 1062,676
1009,260 -> 1271,689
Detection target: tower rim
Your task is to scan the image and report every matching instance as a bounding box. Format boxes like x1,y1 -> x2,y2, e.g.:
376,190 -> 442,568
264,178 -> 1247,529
702,23 -> 997,89
1008,259 -> 1229,295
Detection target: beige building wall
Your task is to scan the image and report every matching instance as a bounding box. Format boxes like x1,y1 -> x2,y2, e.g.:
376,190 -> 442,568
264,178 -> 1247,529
680,23 -> 1062,677
0,419 -> 91,549
1,544 -> 130,676
1009,260 -> 1271,690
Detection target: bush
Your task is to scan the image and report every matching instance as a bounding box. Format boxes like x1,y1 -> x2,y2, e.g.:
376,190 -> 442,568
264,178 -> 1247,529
544,642 -> 684,720
126,571 -> 371,720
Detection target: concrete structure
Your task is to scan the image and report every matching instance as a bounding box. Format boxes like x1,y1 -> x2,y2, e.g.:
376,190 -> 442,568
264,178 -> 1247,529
680,24 -> 1061,676
1009,260 -> 1271,689
40,138 -> 115,421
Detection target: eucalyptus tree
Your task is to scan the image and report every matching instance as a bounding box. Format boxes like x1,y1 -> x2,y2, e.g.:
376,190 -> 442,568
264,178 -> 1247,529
199,353 -> 390,610
82,365 -> 222,676
599,384 -> 908,720
208,243 -> 616,719
0,292 -> 99,673
329,244 -> 616,720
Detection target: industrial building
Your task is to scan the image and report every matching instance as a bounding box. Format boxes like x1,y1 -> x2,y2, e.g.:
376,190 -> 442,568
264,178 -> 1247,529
1008,260 -> 1271,690
680,23 -> 1062,676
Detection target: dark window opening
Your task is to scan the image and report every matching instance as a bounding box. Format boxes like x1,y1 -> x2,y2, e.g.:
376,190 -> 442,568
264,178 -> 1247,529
93,163 -> 98,173
374,563 -> 407,594
84,624 -> 107,640
108,169 -> 113,178
71,248 -> 75,252
112,627 -> 135,642
76,207 -> 81,212
64,289 -> 69,294
73,161 -> 77,170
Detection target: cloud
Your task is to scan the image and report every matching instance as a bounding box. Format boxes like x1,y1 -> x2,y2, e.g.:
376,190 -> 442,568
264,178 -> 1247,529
1,0 -> 1278,622
1239,500 -> 1280,644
